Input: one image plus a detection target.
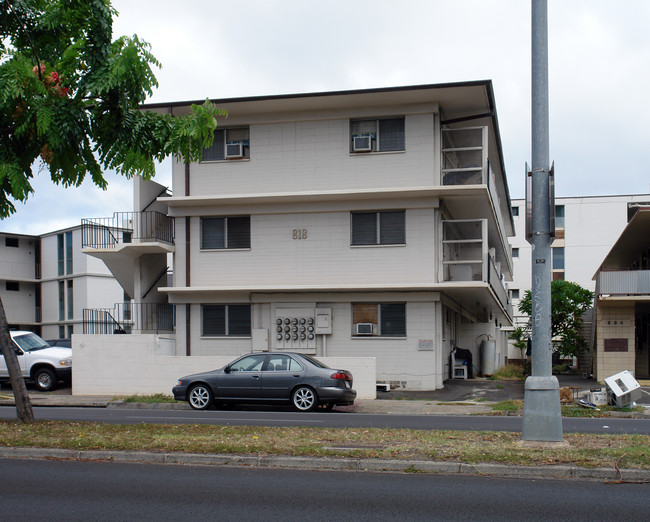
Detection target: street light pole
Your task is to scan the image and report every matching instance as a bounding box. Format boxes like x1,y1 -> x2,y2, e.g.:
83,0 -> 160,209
522,0 -> 563,442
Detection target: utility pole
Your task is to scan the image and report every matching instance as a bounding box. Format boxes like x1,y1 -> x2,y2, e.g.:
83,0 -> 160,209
522,0 -> 563,442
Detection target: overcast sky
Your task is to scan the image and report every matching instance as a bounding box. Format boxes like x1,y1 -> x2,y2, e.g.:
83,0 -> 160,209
3,0 -> 649,235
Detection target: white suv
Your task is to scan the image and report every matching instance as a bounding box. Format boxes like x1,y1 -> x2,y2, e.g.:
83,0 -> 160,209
0,331 -> 72,392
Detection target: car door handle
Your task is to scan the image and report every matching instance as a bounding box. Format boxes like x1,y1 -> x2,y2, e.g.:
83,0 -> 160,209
252,375 -> 259,379
292,374 -> 300,378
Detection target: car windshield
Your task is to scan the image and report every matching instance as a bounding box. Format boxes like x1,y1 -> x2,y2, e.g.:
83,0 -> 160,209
299,354 -> 330,369
12,333 -> 50,352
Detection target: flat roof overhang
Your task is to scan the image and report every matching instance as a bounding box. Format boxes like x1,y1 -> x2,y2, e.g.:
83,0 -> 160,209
594,209 -> 650,277
160,281 -> 512,326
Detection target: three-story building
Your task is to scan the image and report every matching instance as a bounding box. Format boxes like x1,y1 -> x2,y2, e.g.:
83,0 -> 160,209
83,81 -> 515,390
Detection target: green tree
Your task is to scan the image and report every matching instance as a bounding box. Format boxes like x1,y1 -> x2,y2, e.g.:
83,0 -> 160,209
0,0 -> 226,421
518,280 -> 594,358
508,326 -> 529,361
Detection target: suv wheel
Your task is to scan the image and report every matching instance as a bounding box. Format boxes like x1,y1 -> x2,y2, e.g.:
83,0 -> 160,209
34,368 -> 57,392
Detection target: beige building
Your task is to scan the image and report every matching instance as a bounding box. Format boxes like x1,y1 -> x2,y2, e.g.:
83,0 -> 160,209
593,205 -> 650,381
83,81 -> 516,390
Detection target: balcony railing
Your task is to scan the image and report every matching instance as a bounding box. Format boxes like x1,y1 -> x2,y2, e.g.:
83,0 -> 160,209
83,303 -> 175,334
442,219 -> 487,282
596,270 -> 650,295
441,127 -> 488,186
81,211 -> 174,249
441,219 -> 511,317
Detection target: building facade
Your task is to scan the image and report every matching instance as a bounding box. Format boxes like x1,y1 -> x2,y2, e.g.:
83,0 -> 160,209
83,82 -> 515,390
508,193 -> 650,364
0,227 -> 124,339
592,205 -> 650,381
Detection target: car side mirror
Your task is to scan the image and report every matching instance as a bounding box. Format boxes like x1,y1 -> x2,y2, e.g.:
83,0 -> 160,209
224,366 -> 231,374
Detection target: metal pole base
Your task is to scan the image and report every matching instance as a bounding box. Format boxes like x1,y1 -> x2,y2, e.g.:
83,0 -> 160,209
522,375 -> 563,442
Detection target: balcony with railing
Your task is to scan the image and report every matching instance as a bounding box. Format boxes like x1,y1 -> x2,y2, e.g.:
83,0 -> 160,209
441,219 -> 512,320
83,302 -> 175,335
596,270 -> 650,296
81,211 -> 174,250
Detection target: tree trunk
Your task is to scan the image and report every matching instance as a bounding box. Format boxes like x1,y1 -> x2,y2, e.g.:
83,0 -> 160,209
0,296 -> 34,422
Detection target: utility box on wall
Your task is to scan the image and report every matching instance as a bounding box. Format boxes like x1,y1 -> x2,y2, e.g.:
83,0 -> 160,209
274,307 -> 319,353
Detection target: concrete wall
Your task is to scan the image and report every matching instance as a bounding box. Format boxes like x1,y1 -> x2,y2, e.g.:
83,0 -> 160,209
72,334 -> 376,399
186,207 -> 436,288
174,111 -> 437,197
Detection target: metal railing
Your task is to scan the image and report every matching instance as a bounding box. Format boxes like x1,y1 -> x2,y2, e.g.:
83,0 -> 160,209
488,254 -> 512,319
81,211 -> 174,249
596,269 -> 650,295
83,303 -> 175,334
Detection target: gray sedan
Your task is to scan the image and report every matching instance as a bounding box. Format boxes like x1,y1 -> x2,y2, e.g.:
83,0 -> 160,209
172,352 -> 357,411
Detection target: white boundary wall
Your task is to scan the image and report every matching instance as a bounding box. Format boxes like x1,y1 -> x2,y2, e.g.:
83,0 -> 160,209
72,334 -> 376,399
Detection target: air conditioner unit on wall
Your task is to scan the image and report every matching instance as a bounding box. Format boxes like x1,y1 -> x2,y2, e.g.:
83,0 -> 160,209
355,323 -> 375,335
225,141 -> 244,159
352,134 -> 373,152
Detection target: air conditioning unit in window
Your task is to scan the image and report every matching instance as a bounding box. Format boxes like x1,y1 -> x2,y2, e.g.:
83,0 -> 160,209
225,141 -> 244,159
352,134 -> 373,152
355,323 -> 375,335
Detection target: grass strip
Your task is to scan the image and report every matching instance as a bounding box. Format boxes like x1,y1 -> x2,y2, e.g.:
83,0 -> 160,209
1,420 -> 648,469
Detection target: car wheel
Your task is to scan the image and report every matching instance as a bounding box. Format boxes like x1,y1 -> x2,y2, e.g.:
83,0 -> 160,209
292,386 -> 318,412
188,384 -> 213,410
34,368 -> 57,392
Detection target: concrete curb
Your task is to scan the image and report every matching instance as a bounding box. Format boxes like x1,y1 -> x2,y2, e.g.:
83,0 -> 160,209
0,446 -> 648,482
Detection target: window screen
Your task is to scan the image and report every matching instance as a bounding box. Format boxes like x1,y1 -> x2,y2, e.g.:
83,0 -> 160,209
378,118 -> 405,151
352,303 -> 406,337
350,117 -> 404,152
202,128 -> 250,161
351,211 -> 405,245
202,304 -> 251,336
201,217 -> 250,249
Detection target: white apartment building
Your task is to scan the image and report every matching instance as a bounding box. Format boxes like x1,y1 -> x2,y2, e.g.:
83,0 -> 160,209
508,193 -> 650,361
0,227 -> 124,339
82,82 -> 515,390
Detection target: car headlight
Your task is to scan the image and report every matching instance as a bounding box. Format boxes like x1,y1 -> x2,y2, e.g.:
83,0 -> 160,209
58,358 -> 72,367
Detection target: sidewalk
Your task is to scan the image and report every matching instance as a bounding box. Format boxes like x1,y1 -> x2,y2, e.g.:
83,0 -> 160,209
1,375 -> 648,416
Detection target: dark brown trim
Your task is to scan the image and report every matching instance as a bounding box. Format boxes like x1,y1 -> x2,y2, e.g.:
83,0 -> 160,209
184,162 -> 190,197
185,305 -> 191,356
185,218 -> 190,287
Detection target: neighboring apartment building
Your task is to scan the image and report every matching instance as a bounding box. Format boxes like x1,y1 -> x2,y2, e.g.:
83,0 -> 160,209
592,205 -> 650,381
508,192 -> 650,361
0,227 -> 124,339
82,81 -> 515,390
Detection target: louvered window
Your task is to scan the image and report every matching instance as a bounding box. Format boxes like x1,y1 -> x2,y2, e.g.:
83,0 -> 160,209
201,216 -> 250,250
352,303 -> 406,337
351,211 -> 405,245
202,128 -> 250,161
202,304 -> 251,336
350,117 -> 405,152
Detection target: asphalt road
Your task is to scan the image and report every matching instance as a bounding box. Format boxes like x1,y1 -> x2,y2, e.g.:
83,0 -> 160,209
1,458 -> 648,521
2,405 -> 649,434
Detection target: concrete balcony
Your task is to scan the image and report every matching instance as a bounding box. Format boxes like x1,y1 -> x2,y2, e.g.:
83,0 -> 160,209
441,218 -> 512,323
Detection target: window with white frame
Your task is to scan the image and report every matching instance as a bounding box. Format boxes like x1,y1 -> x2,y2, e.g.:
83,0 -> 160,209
201,216 -> 251,250
350,117 -> 405,153
202,304 -> 251,337
352,303 -> 406,337
351,210 -> 405,246
202,128 -> 250,161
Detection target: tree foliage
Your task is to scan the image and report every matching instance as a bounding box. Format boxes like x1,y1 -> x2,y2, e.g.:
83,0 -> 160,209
518,280 -> 594,357
0,0 -> 226,422
0,0 -> 226,218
